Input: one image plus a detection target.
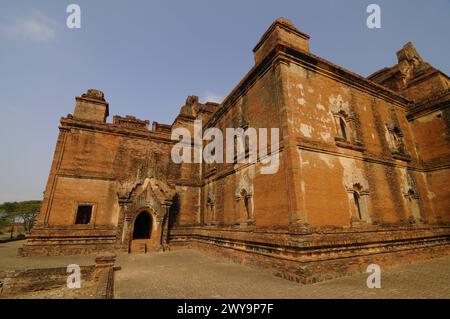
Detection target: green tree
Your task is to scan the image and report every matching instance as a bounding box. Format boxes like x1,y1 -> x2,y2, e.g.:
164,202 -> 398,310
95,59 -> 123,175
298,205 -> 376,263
0,200 -> 41,233
0,211 -> 11,230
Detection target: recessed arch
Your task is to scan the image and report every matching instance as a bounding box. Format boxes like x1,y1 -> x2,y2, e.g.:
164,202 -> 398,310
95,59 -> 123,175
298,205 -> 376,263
236,188 -> 254,226
339,116 -> 348,141
333,110 -> 352,143
240,189 -> 249,217
348,183 -> 371,224
169,194 -> 180,229
353,191 -> 362,220
132,210 -> 152,239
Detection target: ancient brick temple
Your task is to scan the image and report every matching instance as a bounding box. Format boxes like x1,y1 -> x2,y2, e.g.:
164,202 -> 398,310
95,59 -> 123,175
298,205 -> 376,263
22,19 -> 450,283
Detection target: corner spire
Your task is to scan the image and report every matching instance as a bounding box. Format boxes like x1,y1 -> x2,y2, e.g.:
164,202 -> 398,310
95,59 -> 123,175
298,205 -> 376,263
253,18 -> 310,64
396,42 -> 423,65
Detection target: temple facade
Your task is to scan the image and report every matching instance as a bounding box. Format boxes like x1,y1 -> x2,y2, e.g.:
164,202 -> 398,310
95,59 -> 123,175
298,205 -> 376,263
21,19 -> 450,283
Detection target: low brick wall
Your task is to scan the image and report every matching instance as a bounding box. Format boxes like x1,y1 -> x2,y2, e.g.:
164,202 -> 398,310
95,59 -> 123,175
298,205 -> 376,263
0,253 -> 117,298
92,253 -> 117,299
18,243 -> 119,257
18,226 -> 118,257
0,266 -> 95,296
169,225 -> 450,284
95,267 -> 115,299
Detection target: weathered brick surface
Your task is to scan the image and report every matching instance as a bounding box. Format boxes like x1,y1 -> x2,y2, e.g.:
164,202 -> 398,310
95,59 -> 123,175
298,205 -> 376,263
113,250 -> 450,299
21,18 -> 450,282
0,251 -> 117,298
0,266 -> 95,296
168,225 -> 450,283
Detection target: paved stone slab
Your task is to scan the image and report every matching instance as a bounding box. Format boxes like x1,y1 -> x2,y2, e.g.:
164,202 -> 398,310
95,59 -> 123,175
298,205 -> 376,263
2,241 -> 448,298
114,249 -> 450,299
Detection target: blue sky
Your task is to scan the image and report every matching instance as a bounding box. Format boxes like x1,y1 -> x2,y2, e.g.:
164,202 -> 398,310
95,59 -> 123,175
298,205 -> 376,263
0,0 -> 449,203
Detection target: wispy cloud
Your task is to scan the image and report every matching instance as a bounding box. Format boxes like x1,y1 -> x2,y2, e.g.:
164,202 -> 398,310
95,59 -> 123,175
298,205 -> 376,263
202,92 -> 223,104
1,10 -> 56,42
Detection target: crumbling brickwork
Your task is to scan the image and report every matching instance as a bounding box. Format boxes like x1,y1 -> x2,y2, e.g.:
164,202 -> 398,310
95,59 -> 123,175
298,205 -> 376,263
21,18 -> 450,282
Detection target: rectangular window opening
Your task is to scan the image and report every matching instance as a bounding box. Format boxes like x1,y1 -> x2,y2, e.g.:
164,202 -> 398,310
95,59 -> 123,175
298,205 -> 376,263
75,205 -> 93,224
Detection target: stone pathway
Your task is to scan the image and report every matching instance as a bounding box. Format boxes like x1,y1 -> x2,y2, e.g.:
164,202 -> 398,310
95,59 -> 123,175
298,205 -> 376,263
114,249 -> 450,299
1,241 -> 449,298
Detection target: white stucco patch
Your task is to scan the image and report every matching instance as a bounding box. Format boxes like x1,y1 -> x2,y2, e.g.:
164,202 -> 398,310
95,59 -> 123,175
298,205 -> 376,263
297,149 -> 308,219
417,112 -> 439,123
338,157 -> 368,190
300,123 -> 313,137
316,103 -> 325,111
287,117 -> 294,126
328,94 -> 350,114
427,191 -> 436,199
341,86 -> 351,94
297,98 -> 306,105
318,153 -> 335,168
320,131 -> 332,142
241,164 -> 256,179
297,83 -> 305,98
384,128 -> 393,149
398,167 -> 408,194
420,172 -> 436,201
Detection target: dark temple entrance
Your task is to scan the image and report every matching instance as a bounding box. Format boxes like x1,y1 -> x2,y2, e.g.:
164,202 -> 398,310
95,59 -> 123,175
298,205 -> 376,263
133,211 -> 152,239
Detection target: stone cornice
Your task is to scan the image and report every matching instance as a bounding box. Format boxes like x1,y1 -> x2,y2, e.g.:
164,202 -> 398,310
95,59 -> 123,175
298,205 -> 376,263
407,89 -> 450,120
296,139 -> 450,173
205,43 -> 412,130
277,45 -> 411,106
56,172 -> 117,181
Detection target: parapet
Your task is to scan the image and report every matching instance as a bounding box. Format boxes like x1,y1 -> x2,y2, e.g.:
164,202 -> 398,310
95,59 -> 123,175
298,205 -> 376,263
113,115 -> 150,130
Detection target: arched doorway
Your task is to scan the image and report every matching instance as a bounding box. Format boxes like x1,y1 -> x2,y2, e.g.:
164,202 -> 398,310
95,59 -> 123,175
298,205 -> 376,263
130,211 -> 153,253
133,212 -> 152,239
